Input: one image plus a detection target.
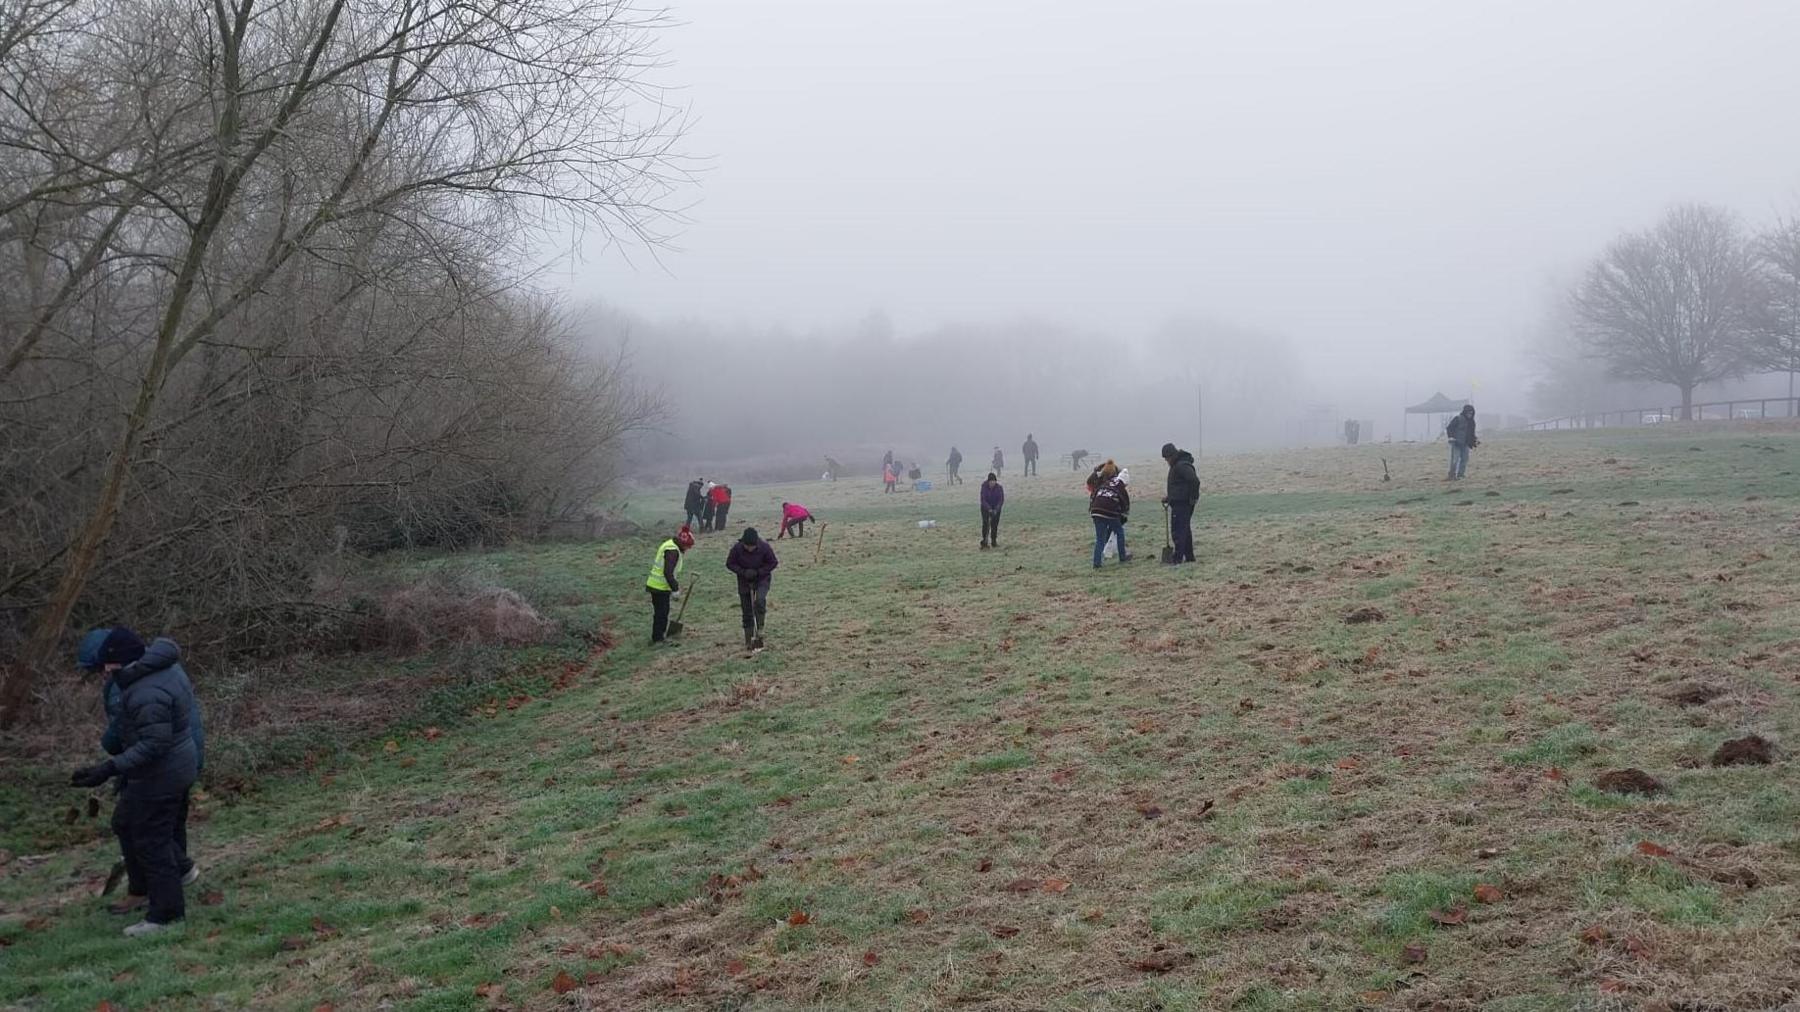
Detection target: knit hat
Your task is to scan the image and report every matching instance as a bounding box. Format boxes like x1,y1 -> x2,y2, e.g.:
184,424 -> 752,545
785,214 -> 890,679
76,627 -> 112,672
97,626 -> 146,668
741,527 -> 760,545
675,526 -> 696,549
1161,442 -> 1178,460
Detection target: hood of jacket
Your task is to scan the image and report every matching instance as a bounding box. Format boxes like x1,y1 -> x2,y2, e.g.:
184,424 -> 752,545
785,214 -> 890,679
114,638 -> 182,688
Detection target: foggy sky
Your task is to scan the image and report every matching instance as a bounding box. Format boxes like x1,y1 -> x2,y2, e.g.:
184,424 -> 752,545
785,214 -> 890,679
549,0 -> 1800,424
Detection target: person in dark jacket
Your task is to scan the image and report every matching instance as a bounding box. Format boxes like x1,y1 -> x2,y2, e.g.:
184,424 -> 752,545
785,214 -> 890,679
1087,461 -> 1131,568
700,481 -> 717,531
1445,405 -> 1478,480
70,627 -> 199,937
1022,434 -> 1039,476
79,629 -> 204,916
991,446 -> 1004,475
683,479 -> 706,528
1070,449 -> 1089,472
725,528 -> 780,649
946,446 -> 964,485
979,472 -> 1004,548
645,526 -> 696,644
1160,443 -> 1200,565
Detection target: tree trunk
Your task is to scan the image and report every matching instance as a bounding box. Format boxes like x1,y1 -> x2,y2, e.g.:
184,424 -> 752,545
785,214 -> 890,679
1680,385 -> 1694,421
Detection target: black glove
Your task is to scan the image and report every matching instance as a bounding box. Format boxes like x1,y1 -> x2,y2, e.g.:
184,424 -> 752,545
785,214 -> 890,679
71,760 -> 115,788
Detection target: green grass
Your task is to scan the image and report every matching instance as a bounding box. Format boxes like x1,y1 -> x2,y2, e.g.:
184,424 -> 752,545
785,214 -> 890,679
3,425 -> 1799,1010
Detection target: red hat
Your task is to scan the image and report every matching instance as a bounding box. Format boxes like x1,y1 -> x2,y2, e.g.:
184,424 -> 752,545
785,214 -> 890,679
675,526 -> 696,549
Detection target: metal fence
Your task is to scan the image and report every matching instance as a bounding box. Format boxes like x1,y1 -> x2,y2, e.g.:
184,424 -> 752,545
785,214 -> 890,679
1526,398 -> 1800,431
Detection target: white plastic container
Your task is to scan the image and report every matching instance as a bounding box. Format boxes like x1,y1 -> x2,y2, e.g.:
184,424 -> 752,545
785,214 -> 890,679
917,520 -> 937,529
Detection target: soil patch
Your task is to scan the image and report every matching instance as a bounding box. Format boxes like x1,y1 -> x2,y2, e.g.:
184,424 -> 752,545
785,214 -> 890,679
1710,735 -> 1776,767
1594,768 -> 1664,795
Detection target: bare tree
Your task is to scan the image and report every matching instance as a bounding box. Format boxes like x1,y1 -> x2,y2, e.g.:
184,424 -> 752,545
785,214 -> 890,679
0,0 -> 682,723
1751,215 -> 1800,409
1570,203 -> 1760,420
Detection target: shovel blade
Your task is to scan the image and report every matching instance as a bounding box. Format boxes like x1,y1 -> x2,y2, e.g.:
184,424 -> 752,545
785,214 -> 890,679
1161,547 -> 1176,564
667,621 -> 683,637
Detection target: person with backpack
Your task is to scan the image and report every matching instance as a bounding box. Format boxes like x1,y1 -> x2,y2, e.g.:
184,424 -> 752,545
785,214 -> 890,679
645,526 -> 696,645
1160,442 -> 1200,565
979,472 -> 1004,549
1022,434 -> 1039,476
683,479 -> 706,528
69,628 -> 200,937
709,483 -> 733,531
725,527 -> 779,650
1087,460 -> 1131,567
1446,404 -> 1479,480
946,446 -> 964,485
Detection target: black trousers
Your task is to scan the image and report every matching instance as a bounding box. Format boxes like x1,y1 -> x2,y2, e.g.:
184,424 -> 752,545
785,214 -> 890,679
114,786 -> 189,923
737,579 -> 769,633
700,503 -> 715,530
713,504 -> 730,531
1024,458 -> 1037,476
648,587 -> 671,641
981,508 -> 1001,545
781,518 -> 805,538
1170,500 -> 1196,563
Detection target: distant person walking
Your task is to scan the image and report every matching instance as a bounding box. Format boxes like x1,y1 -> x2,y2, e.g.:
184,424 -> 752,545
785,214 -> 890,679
1446,404 -> 1479,480
709,483 -> 733,531
68,628 -> 200,937
725,528 -> 779,650
1087,460 -> 1131,568
1160,442 -> 1200,565
778,501 -> 815,539
979,472 -> 1004,549
1022,434 -> 1039,476
991,446 -> 1005,475
946,446 -> 964,485
683,479 -> 706,529
824,457 -> 841,482
644,526 -> 695,645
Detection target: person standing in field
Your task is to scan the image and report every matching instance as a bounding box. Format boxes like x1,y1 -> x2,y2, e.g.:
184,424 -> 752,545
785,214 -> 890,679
979,471 -> 1004,549
1446,404 -> 1479,480
645,526 -> 695,645
1160,442 -> 1200,565
946,446 -> 964,485
709,483 -> 732,531
883,460 -> 898,493
1022,433 -> 1039,476
683,478 -> 706,529
1087,460 -> 1131,568
725,527 -> 779,650
991,446 -> 1004,475
777,501 -> 815,538
699,480 -> 718,532
69,628 -> 200,937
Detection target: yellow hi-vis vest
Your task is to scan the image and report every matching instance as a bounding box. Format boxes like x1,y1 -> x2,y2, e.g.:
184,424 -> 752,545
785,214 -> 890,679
646,539 -> 683,591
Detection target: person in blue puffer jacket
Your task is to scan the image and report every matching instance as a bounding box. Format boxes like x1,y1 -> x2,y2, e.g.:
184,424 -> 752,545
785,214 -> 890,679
74,627 -> 204,934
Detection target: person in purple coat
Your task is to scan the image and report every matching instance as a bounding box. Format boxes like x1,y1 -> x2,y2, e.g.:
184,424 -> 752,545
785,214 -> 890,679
725,527 -> 779,649
980,472 -> 1004,549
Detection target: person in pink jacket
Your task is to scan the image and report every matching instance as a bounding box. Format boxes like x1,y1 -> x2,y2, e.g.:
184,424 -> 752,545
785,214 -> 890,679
777,501 -> 815,539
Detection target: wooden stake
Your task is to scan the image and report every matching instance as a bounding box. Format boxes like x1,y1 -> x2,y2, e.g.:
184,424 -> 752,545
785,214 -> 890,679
814,522 -> 828,563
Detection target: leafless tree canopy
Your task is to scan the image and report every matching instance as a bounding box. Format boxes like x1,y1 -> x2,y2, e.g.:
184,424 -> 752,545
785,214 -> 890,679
1569,204 -> 1760,419
0,0 -> 678,720
1751,216 -> 1800,378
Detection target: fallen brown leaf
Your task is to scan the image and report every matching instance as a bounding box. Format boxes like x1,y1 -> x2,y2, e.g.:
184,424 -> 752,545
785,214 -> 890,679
1635,840 -> 1673,858
474,983 -> 503,1000
1472,884 -> 1503,904
1042,877 -> 1072,893
551,970 -> 578,994
1003,877 -> 1038,893
862,950 -> 880,967
787,910 -> 811,926
1401,943 -> 1428,964
904,909 -> 931,924
1129,949 -> 1194,973
726,958 -> 747,975
1428,906 -> 1467,927
990,925 -> 1020,938
1579,925 -> 1609,946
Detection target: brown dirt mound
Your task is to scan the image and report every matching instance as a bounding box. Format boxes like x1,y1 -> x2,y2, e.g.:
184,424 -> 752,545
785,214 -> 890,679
1711,735 -> 1776,767
1666,683 -> 1725,707
1594,768 -> 1664,795
1344,606 -> 1386,625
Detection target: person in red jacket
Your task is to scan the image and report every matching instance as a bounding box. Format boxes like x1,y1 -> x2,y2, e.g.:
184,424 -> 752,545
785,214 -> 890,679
709,483 -> 732,531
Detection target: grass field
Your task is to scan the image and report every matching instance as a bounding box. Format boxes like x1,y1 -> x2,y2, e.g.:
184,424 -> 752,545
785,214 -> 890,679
3,427 -> 1798,1011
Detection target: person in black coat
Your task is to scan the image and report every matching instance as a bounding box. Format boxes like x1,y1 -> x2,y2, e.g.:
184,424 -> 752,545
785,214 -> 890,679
683,479 -> 706,528
1446,405 -> 1478,480
70,627 -> 199,937
1160,442 -> 1200,564
725,528 -> 780,649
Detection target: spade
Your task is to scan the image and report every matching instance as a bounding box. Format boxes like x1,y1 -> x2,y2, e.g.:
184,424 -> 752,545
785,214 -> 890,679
667,576 -> 698,637
1160,504 -> 1176,565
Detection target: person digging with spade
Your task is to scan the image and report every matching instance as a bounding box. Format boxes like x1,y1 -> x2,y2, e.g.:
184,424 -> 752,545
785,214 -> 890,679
645,525 -> 696,645
69,627 -> 200,938
725,527 -> 779,650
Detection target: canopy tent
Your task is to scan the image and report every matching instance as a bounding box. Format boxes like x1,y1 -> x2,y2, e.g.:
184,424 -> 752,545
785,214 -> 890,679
1402,392 -> 1469,441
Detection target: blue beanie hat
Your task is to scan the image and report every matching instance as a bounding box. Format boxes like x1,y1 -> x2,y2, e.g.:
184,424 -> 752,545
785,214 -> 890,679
76,628 -> 112,672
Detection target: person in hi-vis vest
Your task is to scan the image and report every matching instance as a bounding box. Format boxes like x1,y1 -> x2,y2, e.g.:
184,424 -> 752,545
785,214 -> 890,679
646,526 -> 696,644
